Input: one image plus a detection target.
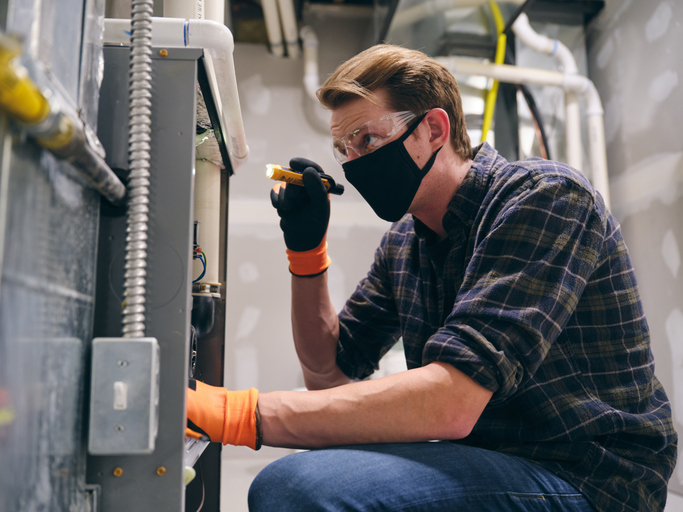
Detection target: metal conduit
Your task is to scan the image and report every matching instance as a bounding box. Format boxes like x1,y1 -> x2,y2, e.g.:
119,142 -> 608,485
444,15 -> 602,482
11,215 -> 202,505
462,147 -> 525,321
122,0 -> 154,338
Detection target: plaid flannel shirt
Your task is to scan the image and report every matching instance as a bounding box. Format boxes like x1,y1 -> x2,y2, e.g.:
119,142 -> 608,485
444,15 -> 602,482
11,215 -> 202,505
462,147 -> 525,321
336,142 -> 677,512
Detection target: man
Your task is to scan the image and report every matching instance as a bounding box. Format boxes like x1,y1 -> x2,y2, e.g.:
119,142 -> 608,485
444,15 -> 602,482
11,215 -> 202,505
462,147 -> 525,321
187,44 -> 677,511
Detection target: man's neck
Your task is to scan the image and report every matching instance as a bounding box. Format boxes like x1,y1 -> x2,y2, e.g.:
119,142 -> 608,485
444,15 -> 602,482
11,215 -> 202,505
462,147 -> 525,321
412,157 -> 472,240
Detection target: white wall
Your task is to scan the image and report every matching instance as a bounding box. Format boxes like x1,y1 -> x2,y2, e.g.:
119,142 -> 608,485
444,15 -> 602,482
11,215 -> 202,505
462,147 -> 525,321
220,1 -> 683,508
587,0 -> 683,496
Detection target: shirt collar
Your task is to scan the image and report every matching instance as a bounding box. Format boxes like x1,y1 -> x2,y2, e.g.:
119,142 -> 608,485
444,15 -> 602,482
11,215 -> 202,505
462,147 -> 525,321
413,142 -> 506,242
441,142 -> 506,238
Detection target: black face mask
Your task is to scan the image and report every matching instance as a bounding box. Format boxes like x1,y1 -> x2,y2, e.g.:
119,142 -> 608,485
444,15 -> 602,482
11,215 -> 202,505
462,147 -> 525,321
342,113 -> 442,222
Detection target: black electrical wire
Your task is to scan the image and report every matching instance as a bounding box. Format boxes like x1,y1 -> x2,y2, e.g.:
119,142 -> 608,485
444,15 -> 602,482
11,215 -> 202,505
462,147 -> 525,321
503,0 -> 538,38
504,50 -> 551,160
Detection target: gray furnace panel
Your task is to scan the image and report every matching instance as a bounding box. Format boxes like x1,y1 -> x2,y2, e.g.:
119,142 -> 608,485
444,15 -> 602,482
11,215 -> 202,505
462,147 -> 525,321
87,45 -> 200,512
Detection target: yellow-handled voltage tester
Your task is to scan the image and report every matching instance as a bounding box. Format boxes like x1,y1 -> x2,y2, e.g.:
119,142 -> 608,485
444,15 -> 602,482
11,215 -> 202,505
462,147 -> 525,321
266,164 -> 345,195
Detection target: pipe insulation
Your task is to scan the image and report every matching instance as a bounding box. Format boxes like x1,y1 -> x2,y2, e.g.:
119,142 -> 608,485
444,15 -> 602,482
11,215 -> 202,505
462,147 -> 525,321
436,57 -> 610,208
193,159 -> 221,287
104,18 -> 250,171
512,12 -> 582,171
122,0 -> 154,338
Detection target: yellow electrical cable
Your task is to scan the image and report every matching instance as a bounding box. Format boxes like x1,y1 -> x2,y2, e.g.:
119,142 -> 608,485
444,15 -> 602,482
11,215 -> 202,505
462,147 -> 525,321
0,42 -> 50,125
481,0 -> 507,144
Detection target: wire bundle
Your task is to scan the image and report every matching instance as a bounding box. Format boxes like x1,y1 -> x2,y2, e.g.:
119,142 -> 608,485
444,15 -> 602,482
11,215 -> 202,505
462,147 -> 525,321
193,248 -> 207,283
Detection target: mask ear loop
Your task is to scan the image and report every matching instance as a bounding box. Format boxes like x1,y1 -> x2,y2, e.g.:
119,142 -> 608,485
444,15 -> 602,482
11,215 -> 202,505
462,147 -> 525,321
397,111 -> 429,143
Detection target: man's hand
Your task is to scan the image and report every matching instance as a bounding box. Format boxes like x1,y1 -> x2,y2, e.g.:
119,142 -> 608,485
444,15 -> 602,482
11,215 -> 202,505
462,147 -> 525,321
270,157 -> 331,253
186,379 -> 261,450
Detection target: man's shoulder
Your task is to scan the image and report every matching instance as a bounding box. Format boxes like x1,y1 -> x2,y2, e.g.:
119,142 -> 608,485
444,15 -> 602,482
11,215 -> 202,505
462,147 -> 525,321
506,157 -> 592,187
488,156 -> 598,204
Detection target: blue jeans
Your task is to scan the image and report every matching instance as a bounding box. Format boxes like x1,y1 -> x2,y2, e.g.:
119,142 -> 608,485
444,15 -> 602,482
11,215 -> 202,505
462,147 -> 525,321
248,442 -> 596,511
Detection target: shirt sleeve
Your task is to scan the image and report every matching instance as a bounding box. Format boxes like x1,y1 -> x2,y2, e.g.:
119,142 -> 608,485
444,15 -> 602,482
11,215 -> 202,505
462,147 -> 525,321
336,232 -> 402,380
423,172 -> 606,405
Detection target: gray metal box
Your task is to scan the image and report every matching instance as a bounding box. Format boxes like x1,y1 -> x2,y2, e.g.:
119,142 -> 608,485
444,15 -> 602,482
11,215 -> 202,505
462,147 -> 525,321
88,337 -> 160,454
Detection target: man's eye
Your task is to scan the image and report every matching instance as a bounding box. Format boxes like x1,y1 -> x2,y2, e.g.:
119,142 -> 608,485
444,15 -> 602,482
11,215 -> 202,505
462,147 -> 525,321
363,134 -> 381,150
333,141 -> 347,155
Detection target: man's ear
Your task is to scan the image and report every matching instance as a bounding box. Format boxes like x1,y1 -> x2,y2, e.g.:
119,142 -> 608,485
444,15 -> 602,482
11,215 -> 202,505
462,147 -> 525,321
425,108 -> 450,149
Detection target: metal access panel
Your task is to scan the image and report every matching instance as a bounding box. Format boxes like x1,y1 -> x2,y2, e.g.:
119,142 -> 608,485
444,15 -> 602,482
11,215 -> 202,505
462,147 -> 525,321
87,45 -> 200,511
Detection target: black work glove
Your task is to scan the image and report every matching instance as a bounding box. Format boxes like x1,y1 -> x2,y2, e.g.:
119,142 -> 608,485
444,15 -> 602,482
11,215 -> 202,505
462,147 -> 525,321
270,157 -> 330,252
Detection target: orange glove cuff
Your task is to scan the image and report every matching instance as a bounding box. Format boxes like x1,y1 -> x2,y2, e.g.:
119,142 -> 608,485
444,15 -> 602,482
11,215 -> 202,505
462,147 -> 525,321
286,238 -> 331,277
224,387 -> 259,449
186,381 -> 260,450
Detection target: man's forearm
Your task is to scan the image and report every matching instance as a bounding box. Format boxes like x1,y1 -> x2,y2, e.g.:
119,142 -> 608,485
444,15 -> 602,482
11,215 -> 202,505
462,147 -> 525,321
258,362 -> 493,449
291,272 -> 350,389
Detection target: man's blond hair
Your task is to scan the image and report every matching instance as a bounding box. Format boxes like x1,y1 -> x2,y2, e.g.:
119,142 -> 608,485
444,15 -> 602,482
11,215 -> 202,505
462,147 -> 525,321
318,44 -> 472,161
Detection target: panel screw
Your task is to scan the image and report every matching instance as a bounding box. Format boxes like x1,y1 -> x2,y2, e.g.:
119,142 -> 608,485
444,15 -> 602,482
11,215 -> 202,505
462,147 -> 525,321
156,466 -> 167,476
159,49 -> 169,58
114,424 -> 124,432
113,467 -> 123,477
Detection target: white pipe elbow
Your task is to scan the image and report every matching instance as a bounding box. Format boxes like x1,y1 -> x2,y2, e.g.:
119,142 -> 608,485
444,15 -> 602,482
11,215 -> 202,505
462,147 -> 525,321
553,43 -> 578,74
102,18 -> 250,169
513,13 -> 578,74
187,20 -> 249,165
300,26 -> 318,48
512,13 -> 555,55
187,18 -> 234,52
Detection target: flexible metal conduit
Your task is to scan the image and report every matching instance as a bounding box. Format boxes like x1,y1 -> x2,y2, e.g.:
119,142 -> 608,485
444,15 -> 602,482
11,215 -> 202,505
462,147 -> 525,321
436,57 -> 610,208
104,17 -> 250,171
122,0 -> 154,338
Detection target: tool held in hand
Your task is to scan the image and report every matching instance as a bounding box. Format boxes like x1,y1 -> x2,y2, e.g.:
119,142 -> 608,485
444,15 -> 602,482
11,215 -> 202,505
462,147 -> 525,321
266,164 -> 345,195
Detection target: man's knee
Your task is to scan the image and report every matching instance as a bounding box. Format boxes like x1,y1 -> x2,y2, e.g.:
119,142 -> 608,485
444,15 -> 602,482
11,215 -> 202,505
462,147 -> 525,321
248,452 -> 329,511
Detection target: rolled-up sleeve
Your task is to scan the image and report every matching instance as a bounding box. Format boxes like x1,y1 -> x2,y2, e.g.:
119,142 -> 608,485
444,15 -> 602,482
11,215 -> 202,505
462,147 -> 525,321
422,174 -> 604,404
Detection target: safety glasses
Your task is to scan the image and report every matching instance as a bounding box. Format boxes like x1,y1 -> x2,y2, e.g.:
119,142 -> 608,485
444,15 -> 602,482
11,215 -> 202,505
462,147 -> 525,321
332,111 -> 418,164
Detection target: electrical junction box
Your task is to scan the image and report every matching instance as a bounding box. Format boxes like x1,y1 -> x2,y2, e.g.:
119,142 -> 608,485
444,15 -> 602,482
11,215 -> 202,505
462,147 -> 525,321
88,337 -> 160,455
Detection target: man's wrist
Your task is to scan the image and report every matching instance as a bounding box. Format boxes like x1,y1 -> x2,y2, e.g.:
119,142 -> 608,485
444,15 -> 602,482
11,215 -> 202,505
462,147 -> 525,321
286,239 -> 331,276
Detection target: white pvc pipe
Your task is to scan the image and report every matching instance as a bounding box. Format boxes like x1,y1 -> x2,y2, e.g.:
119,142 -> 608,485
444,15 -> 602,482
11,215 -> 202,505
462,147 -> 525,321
163,0 -> 204,20
512,13 -> 578,74
513,12 -> 582,171
587,114 -> 610,208
262,0 -> 285,57
104,17 -> 250,171
277,0 -> 299,58
204,0 -> 224,24
564,92 -> 582,171
300,26 -> 319,100
439,58 -> 564,87
299,26 -> 330,133
436,57 -> 610,209
194,159 -> 221,286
